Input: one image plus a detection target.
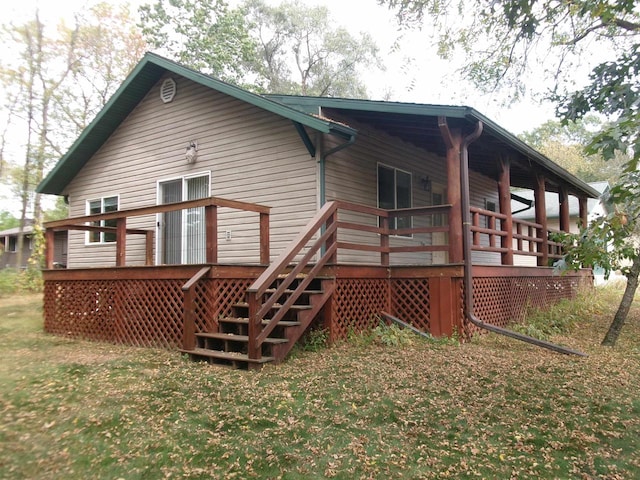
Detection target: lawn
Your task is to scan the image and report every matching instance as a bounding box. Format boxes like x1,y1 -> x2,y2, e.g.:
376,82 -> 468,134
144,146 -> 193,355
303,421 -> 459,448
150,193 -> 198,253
1,287 -> 639,479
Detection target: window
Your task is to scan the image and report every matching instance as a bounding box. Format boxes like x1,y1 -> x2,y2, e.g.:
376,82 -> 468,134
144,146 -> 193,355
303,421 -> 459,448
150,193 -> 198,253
377,164 -> 412,234
7,236 -> 17,252
87,196 -> 119,244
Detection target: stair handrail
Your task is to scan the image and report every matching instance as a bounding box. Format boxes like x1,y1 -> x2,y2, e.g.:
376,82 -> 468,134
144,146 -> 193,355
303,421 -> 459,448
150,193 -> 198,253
246,201 -> 339,359
181,266 -> 211,350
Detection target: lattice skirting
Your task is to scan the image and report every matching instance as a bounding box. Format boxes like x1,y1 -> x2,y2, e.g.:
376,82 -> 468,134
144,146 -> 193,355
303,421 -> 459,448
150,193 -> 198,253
43,278 -> 252,348
391,279 -> 430,332
470,275 -> 592,333
330,279 -> 390,341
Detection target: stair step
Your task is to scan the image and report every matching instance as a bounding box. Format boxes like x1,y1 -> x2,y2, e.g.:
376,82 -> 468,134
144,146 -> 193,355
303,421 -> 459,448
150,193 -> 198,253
180,348 -> 275,364
233,302 -> 312,310
265,288 -> 323,294
196,332 -> 288,344
219,317 -> 301,327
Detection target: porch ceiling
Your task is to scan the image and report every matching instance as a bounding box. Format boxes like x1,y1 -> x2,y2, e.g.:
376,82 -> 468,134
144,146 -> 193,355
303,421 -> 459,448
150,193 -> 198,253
322,106 -> 594,197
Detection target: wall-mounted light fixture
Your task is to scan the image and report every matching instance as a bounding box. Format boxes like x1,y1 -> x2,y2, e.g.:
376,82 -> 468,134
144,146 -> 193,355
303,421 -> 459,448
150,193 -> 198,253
420,176 -> 432,193
185,140 -> 198,164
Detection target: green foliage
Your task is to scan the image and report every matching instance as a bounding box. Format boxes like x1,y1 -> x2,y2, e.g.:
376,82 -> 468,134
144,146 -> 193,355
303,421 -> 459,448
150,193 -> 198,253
556,170 -> 640,279
139,0 -> 382,98
371,323 -> 418,347
19,223 -> 44,292
0,269 -> 20,296
139,0 -> 258,83
513,291 -> 604,341
0,210 -> 19,230
299,327 -> 329,352
244,0 -> 382,97
519,117 -> 626,183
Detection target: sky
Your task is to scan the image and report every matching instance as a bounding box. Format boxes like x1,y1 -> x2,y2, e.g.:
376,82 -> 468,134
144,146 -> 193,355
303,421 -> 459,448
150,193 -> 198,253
2,0 -> 562,215
4,0 -> 560,133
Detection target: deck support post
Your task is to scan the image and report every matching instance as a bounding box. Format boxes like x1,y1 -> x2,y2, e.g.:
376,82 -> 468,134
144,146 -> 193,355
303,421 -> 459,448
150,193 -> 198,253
578,196 -> 588,228
326,209 -> 338,264
559,187 -> 570,233
534,175 -> 549,266
380,215 -> 389,266
206,205 -> 218,263
429,276 -> 456,336
247,293 -> 261,367
260,212 -> 270,264
498,156 -> 514,265
116,218 -> 126,267
183,287 -> 196,351
438,117 -> 464,263
45,228 -> 55,269
145,231 -> 154,265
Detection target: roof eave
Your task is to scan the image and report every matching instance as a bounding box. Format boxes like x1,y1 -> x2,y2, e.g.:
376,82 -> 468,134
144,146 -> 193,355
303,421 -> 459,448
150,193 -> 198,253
37,53 -> 356,195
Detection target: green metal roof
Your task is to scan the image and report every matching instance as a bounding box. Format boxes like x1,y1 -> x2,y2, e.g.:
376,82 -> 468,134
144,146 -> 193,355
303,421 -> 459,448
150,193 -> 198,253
37,53 -> 357,195
266,95 -> 601,199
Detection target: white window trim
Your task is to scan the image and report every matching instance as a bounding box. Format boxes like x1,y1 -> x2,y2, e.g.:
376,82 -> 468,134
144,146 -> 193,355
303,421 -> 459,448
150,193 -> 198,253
377,162 -> 413,238
155,171 -> 211,266
85,194 -> 120,245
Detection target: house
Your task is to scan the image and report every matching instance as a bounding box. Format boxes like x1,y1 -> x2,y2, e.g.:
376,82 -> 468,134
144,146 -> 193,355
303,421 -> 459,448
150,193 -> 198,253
512,181 -> 610,234
0,223 -> 67,269
510,181 -> 611,267
36,53 -> 598,368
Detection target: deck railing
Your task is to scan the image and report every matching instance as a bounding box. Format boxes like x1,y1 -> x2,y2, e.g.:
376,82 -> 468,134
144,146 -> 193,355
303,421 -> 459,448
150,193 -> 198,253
245,200 -> 455,361
471,206 -> 564,261
43,196 -> 271,269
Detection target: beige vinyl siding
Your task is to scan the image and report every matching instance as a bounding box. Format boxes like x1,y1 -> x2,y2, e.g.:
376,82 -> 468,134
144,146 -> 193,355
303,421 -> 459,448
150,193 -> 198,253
468,171 -> 501,265
325,117 -> 442,265
324,115 -> 501,266
64,74 -> 317,267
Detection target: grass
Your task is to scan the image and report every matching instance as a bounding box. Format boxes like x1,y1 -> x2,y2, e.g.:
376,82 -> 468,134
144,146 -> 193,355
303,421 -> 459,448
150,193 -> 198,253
1,286 -> 639,479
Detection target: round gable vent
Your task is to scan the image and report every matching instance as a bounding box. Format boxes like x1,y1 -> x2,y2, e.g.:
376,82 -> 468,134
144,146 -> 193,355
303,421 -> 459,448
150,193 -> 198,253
160,78 -> 177,103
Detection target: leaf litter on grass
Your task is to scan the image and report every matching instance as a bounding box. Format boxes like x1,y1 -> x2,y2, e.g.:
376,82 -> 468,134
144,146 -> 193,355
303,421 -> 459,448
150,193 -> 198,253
0,290 -> 639,479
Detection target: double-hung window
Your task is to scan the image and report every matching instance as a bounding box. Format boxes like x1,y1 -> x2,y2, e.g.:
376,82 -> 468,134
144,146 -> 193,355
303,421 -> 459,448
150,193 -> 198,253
87,196 -> 119,244
377,164 -> 412,234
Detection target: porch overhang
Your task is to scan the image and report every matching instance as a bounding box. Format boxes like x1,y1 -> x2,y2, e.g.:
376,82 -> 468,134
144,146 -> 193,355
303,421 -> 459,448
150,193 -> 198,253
265,95 -> 600,200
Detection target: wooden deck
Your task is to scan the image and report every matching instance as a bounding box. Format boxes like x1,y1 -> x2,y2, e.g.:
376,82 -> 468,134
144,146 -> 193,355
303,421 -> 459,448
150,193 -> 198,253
42,196 -> 592,368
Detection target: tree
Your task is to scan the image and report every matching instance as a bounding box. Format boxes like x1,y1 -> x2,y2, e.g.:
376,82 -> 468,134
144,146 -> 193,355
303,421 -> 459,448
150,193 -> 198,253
0,3 -> 146,267
519,117 -> 626,183
138,0 -> 383,97
139,0 -> 256,84
379,0 -> 640,345
244,0 -> 382,97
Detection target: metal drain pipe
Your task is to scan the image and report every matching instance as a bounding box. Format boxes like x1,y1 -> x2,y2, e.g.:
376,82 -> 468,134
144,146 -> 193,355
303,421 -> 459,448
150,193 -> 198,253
460,121 -> 587,357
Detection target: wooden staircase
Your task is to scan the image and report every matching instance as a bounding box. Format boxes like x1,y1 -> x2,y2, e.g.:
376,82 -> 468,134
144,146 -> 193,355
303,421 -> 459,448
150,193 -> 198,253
181,276 -> 334,369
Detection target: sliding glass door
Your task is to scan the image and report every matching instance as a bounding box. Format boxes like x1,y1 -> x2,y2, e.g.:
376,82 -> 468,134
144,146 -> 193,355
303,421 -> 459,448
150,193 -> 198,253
158,173 -> 210,264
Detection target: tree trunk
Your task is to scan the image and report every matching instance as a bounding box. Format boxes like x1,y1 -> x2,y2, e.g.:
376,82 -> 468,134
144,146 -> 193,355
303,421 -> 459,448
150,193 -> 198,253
601,255 -> 640,346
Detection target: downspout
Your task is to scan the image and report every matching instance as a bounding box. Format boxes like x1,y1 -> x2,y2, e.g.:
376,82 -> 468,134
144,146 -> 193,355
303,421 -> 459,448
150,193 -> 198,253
460,122 -> 587,357
319,133 -> 356,207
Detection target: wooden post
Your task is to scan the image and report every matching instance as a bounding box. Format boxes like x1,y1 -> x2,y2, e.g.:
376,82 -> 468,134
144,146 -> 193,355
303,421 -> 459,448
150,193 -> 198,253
498,157 -> 514,265
429,276 -> 454,337
45,228 -> 55,269
326,209 -> 338,264
559,187 -> 570,232
578,197 -> 588,228
116,217 -> 126,267
247,293 -> 261,365
145,230 -> 154,266
259,212 -> 269,264
206,205 -> 218,264
439,118 -> 463,263
380,215 -> 389,266
182,287 -> 196,351
534,175 -> 548,266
